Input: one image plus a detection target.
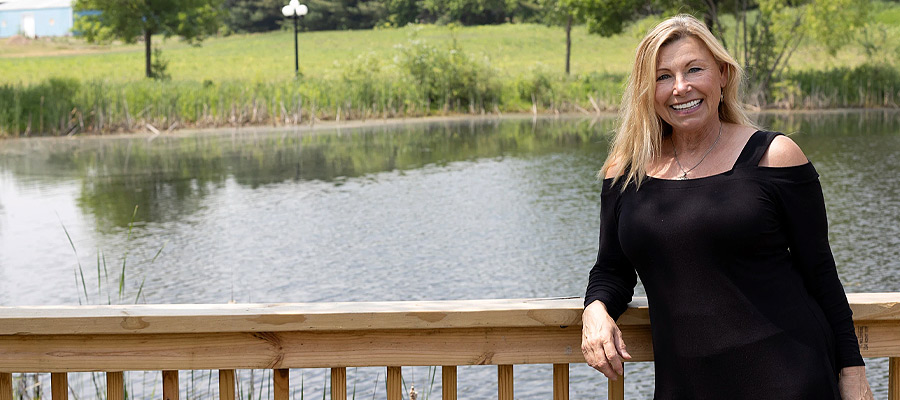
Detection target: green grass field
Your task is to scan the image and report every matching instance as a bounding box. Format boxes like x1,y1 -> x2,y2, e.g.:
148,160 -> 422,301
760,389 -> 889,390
1,4 -> 899,136
0,23 -> 644,84
2,13 -> 895,85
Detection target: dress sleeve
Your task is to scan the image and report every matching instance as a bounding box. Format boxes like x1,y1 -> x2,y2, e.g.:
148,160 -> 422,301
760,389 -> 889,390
584,178 -> 637,321
768,163 -> 864,368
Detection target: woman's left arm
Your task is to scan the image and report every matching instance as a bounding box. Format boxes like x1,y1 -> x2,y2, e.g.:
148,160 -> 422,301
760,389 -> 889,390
762,136 -> 873,399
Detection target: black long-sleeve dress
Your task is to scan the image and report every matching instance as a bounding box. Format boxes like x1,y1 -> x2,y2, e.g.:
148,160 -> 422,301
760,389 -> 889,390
584,130 -> 864,399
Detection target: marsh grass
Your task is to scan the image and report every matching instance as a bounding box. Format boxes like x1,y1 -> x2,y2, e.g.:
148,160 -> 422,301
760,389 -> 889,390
0,43 -> 628,137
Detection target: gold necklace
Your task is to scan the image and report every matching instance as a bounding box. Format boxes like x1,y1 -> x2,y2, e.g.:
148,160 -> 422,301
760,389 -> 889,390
671,122 -> 723,180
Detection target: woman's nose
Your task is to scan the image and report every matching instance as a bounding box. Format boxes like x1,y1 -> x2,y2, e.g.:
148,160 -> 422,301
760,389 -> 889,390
673,75 -> 690,95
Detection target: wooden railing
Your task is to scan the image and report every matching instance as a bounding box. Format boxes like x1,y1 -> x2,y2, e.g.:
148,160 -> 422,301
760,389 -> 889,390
0,293 -> 898,400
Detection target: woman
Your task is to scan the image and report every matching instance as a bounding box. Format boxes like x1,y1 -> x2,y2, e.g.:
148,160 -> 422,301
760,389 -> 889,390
581,14 -> 874,399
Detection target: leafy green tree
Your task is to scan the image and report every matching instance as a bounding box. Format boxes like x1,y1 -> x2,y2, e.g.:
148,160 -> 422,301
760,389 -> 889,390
300,0 -> 386,30
74,0 -> 223,79
382,0 -> 422,26
539,0 -> 586,74
730,0 -> 869,102
224,0 -> 284,33
420,0 -> 517,24
565,0 -> 645,36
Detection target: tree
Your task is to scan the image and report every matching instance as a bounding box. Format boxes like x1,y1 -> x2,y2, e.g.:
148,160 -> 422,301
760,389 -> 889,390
728,0 -> 868,102
224,0 -> 284,33
539,0 -> 583,74
565,0 -> 646,36
74,0 -> 223,79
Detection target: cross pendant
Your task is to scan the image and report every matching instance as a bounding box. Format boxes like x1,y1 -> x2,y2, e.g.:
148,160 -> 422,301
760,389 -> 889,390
678,173 -> 688,180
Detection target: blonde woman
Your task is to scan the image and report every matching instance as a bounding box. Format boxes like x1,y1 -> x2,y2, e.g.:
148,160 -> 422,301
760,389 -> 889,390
581,14 -> 873,399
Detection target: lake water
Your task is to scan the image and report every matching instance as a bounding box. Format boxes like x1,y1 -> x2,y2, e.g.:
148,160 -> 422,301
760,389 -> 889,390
1,111 -> 899,399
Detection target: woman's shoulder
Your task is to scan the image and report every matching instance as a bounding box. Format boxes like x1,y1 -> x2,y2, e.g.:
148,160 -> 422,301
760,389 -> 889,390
758,134 -> 809,168
604,158 -> 626,180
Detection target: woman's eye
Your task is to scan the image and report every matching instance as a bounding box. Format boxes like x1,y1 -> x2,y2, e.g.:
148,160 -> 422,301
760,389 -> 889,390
656,74 -> 671,81
688,67 -> 703,73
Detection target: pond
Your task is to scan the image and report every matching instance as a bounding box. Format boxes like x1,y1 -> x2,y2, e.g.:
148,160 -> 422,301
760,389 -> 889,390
1,111 -> 899,399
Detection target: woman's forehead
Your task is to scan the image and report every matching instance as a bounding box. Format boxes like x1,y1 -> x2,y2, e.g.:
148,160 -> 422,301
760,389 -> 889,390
656,37 -> 715,67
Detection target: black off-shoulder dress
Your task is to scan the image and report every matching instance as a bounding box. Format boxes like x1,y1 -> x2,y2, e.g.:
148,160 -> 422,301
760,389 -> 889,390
584,130 -> 864,399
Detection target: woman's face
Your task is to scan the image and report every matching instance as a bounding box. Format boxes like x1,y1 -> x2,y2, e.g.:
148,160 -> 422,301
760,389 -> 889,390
653,36 -> 727,136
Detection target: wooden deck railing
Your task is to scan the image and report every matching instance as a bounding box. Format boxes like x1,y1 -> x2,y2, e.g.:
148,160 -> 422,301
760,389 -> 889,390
0,293 -> 898,400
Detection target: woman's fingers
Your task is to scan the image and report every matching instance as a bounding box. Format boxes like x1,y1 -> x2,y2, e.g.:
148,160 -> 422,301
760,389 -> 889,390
615,327 -> 632,360
602,338 -> 624,377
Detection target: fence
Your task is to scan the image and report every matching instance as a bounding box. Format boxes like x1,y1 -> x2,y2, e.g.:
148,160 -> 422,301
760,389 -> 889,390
0,294 -> 898,399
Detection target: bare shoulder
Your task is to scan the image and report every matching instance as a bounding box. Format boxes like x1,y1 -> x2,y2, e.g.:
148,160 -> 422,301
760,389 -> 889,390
759,135 -> 809,167
603,156 -> 626,179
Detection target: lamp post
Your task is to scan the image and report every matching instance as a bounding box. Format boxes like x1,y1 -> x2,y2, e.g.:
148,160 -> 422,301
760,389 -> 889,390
282,0 -> 308,77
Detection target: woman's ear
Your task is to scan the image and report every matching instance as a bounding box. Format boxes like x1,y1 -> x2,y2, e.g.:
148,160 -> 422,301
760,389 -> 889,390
719,63 -> 728,88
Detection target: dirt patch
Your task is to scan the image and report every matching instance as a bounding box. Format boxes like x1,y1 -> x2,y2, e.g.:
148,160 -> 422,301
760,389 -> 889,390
6,35 -> 29,46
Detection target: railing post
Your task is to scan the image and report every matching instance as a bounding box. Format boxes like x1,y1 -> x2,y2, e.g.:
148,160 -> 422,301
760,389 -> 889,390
608,363 -> 624,400
331,368 -> 346,400
51,373 -> 68,400
274,369 -> 290,400
442,366 -> 457,400
386,367 -> 402,400
219,370 -> 235,400
498,365 -> 513,400
107,372 -> 124,400
0,373 -> 11,400
890,357 -> 900,400
162,370 -> 179,400
553,364 -> 568,400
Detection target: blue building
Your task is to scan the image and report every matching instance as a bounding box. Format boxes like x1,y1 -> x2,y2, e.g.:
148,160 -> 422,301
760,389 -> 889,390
0,0 -> 74,38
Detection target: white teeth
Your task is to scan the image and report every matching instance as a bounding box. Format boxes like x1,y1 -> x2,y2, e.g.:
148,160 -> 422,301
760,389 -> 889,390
672,99 -> 701,110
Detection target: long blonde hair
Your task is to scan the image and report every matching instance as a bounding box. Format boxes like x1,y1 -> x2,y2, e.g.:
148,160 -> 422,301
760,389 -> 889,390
602,14 -> 754,189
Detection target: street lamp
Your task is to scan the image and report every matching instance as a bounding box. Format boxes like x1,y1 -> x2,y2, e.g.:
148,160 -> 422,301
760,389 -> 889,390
282,0 -> 308,77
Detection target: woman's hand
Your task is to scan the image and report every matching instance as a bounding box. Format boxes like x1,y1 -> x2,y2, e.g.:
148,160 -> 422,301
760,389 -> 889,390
581,300 -> 631,380
839,365 -> 874,400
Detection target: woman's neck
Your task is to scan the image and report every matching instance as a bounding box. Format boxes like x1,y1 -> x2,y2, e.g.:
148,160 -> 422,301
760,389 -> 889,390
671,122 -> 723,153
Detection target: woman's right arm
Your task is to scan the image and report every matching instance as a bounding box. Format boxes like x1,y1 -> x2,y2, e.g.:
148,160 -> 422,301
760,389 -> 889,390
582,175 -> 637,380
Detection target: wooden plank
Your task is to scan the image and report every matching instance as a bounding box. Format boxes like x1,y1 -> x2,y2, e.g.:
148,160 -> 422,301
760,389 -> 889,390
0,326 -> 655,372
274,369 -> 289,400
608,364 -> 624,400
51,372 -> 67,400
386,367 -> 402,400
855,322 -> 900,358
330,368 -> 346,400
162,370 -> 178,400
498,365 -> 513,400
107,372 -> 124,400
553,364 -> 568,400
0,298 -> 592,335
218,370 -> 235,400
891,357 -> 900,400
2,295 -> 900,336
0,373 -> 11,400
442,366 -> 457,400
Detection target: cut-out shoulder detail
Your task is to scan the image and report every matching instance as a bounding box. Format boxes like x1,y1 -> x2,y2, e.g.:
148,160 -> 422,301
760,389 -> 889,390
604,157 -> 626,179
759,135 -> 808,167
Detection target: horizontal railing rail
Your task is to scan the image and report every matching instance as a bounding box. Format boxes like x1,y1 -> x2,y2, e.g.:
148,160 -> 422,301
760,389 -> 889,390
0,293 -> 898,400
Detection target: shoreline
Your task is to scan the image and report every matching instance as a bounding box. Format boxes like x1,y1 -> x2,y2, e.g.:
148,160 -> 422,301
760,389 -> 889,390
2,108 -> 897,141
